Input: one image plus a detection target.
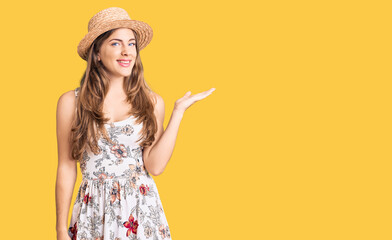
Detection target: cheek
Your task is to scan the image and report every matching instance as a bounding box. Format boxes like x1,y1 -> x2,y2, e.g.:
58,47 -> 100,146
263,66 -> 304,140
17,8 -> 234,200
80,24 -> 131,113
108,51 -> 119,60
103,53 -> 118,66
102,48 -> 120,59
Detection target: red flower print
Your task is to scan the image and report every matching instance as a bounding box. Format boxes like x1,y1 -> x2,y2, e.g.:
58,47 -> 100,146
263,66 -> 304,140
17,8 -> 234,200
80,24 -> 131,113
69,222 -> 77,240
83,193 -> 92,204
123,213 -> 139,237
110,182 -> 121,204
139,184 -> 150,196
110,144 -> 128,158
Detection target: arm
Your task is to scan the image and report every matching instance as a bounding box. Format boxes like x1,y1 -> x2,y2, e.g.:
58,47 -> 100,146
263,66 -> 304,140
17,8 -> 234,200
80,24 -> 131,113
55,91 -> 78,236
143,93 -> 183,176
142,88 -> 215,176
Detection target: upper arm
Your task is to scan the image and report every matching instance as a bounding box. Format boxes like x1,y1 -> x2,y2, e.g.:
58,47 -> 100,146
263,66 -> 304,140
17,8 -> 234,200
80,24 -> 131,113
56,90 -> 78,171
142,92 -> 165,171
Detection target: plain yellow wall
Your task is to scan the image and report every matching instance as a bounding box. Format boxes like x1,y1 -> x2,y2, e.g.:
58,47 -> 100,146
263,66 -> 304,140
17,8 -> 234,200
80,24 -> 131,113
0,0 -> 391,239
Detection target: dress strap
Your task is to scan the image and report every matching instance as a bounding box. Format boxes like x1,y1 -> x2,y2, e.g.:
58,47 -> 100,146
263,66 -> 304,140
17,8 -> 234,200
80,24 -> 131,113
75,87 -> 80,97
74,87 -> 80,119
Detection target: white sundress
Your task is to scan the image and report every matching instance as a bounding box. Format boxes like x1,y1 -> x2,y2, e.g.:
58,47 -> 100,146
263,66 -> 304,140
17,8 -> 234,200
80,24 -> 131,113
68,87 -> 172,240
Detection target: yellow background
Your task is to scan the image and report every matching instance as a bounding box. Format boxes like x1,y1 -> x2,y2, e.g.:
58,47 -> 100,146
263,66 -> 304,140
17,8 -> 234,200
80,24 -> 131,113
0,0 -> 391,239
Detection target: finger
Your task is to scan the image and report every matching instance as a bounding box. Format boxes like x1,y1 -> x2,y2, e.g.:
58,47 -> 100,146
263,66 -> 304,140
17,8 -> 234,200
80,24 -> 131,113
183,88 -> 215,102
182,91 -> 191,97
191,92 -> 213,101
202,88 -> 215,95
196,89 -> 215,98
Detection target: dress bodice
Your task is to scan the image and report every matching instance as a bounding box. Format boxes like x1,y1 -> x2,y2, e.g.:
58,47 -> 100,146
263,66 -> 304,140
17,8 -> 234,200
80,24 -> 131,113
74,87 -> 149,181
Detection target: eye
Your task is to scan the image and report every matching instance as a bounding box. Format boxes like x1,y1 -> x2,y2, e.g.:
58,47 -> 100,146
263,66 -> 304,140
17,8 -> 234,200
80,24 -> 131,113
129,43 -> 136,47
111,42 -> 119,46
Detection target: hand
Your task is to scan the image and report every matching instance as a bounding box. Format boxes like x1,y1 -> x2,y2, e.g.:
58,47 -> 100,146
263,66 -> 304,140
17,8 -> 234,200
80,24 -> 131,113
174,88 -> 216,114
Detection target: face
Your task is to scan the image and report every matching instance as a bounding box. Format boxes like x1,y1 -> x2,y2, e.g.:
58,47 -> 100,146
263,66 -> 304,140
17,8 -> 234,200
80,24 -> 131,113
98,28 -> 137,80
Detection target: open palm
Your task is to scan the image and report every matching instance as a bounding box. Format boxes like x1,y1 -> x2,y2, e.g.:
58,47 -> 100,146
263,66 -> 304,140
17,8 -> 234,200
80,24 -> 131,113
174,88 -> 216,113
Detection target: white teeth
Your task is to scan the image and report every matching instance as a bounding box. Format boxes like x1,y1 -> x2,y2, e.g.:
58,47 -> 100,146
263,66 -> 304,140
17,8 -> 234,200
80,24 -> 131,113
118,60 -> 130,63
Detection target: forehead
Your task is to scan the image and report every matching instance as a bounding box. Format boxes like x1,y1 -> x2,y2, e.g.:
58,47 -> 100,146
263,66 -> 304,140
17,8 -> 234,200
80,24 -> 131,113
109,28 -> 136,39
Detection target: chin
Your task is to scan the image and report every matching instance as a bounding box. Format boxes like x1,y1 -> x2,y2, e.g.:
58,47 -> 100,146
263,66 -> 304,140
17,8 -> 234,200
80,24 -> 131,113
123,71 -> 133,76
118,69 -> 133,76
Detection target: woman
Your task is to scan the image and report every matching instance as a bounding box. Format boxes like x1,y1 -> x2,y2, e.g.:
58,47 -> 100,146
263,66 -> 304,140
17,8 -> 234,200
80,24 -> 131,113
55,7 -> 215,240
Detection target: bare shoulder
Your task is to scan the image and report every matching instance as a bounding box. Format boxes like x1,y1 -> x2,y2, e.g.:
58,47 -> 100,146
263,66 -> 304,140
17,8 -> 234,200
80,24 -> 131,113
56,90 -> 77,128
149,90 -> 163,104
59,89 -> 77,102
56,89 -> 78,160
57,90 -> 77,114
149,90 -> 165,114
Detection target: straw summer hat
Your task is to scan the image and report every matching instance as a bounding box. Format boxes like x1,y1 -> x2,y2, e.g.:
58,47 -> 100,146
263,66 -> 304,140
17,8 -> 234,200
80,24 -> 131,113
77,7 -> 153,61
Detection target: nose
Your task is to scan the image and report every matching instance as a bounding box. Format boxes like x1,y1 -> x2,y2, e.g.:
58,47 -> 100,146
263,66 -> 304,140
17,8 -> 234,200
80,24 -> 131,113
121,45 -> 134,56
121,49 -> 129,56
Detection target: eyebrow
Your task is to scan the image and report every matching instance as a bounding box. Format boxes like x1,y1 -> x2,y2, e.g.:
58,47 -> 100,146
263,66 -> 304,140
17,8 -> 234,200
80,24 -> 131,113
109,38 -> 136,42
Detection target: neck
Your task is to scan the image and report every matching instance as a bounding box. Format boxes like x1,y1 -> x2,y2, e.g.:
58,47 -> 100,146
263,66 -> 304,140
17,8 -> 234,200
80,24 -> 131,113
106,76 -> 126,96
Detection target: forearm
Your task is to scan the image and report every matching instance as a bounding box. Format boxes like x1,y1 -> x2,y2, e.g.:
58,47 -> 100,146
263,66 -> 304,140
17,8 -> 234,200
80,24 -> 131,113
55,165 -> 77,233
146,110 -> 183,175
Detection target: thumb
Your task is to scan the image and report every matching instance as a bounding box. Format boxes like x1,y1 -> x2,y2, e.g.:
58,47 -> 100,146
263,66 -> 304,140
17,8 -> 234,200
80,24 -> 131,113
185,91 -> 191,96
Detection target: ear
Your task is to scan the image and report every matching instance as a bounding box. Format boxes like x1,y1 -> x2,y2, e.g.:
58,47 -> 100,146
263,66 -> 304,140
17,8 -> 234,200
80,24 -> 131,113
97,54 -> 101,61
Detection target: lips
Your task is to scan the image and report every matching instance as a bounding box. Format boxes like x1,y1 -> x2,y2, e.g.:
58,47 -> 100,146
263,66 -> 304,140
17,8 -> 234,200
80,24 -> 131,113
117,60 -> 131,67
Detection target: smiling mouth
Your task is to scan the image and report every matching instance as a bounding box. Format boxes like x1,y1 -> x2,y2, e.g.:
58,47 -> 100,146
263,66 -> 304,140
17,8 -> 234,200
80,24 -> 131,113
117,60 -> 131,67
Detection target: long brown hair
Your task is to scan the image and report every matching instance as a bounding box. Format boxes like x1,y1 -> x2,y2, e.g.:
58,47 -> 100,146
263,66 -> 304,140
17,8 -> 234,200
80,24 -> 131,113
70,28 -> 157,162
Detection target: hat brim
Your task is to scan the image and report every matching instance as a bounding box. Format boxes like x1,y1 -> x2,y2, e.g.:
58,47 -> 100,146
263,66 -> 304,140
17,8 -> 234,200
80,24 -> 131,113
77,19 -> 153,61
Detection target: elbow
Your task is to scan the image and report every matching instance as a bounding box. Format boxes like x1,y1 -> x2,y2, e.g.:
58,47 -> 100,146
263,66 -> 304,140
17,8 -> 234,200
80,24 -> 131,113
145,163 -> 163,176
148,168 -> 163,176
144,157 -> 163,176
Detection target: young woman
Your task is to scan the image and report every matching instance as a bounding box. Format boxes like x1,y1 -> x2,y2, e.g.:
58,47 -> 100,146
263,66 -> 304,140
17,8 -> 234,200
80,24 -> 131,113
55,7 -> 215,240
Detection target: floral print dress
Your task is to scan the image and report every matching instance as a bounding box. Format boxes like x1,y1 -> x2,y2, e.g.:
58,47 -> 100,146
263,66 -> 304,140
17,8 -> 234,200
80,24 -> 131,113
68,87 -> 171,240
